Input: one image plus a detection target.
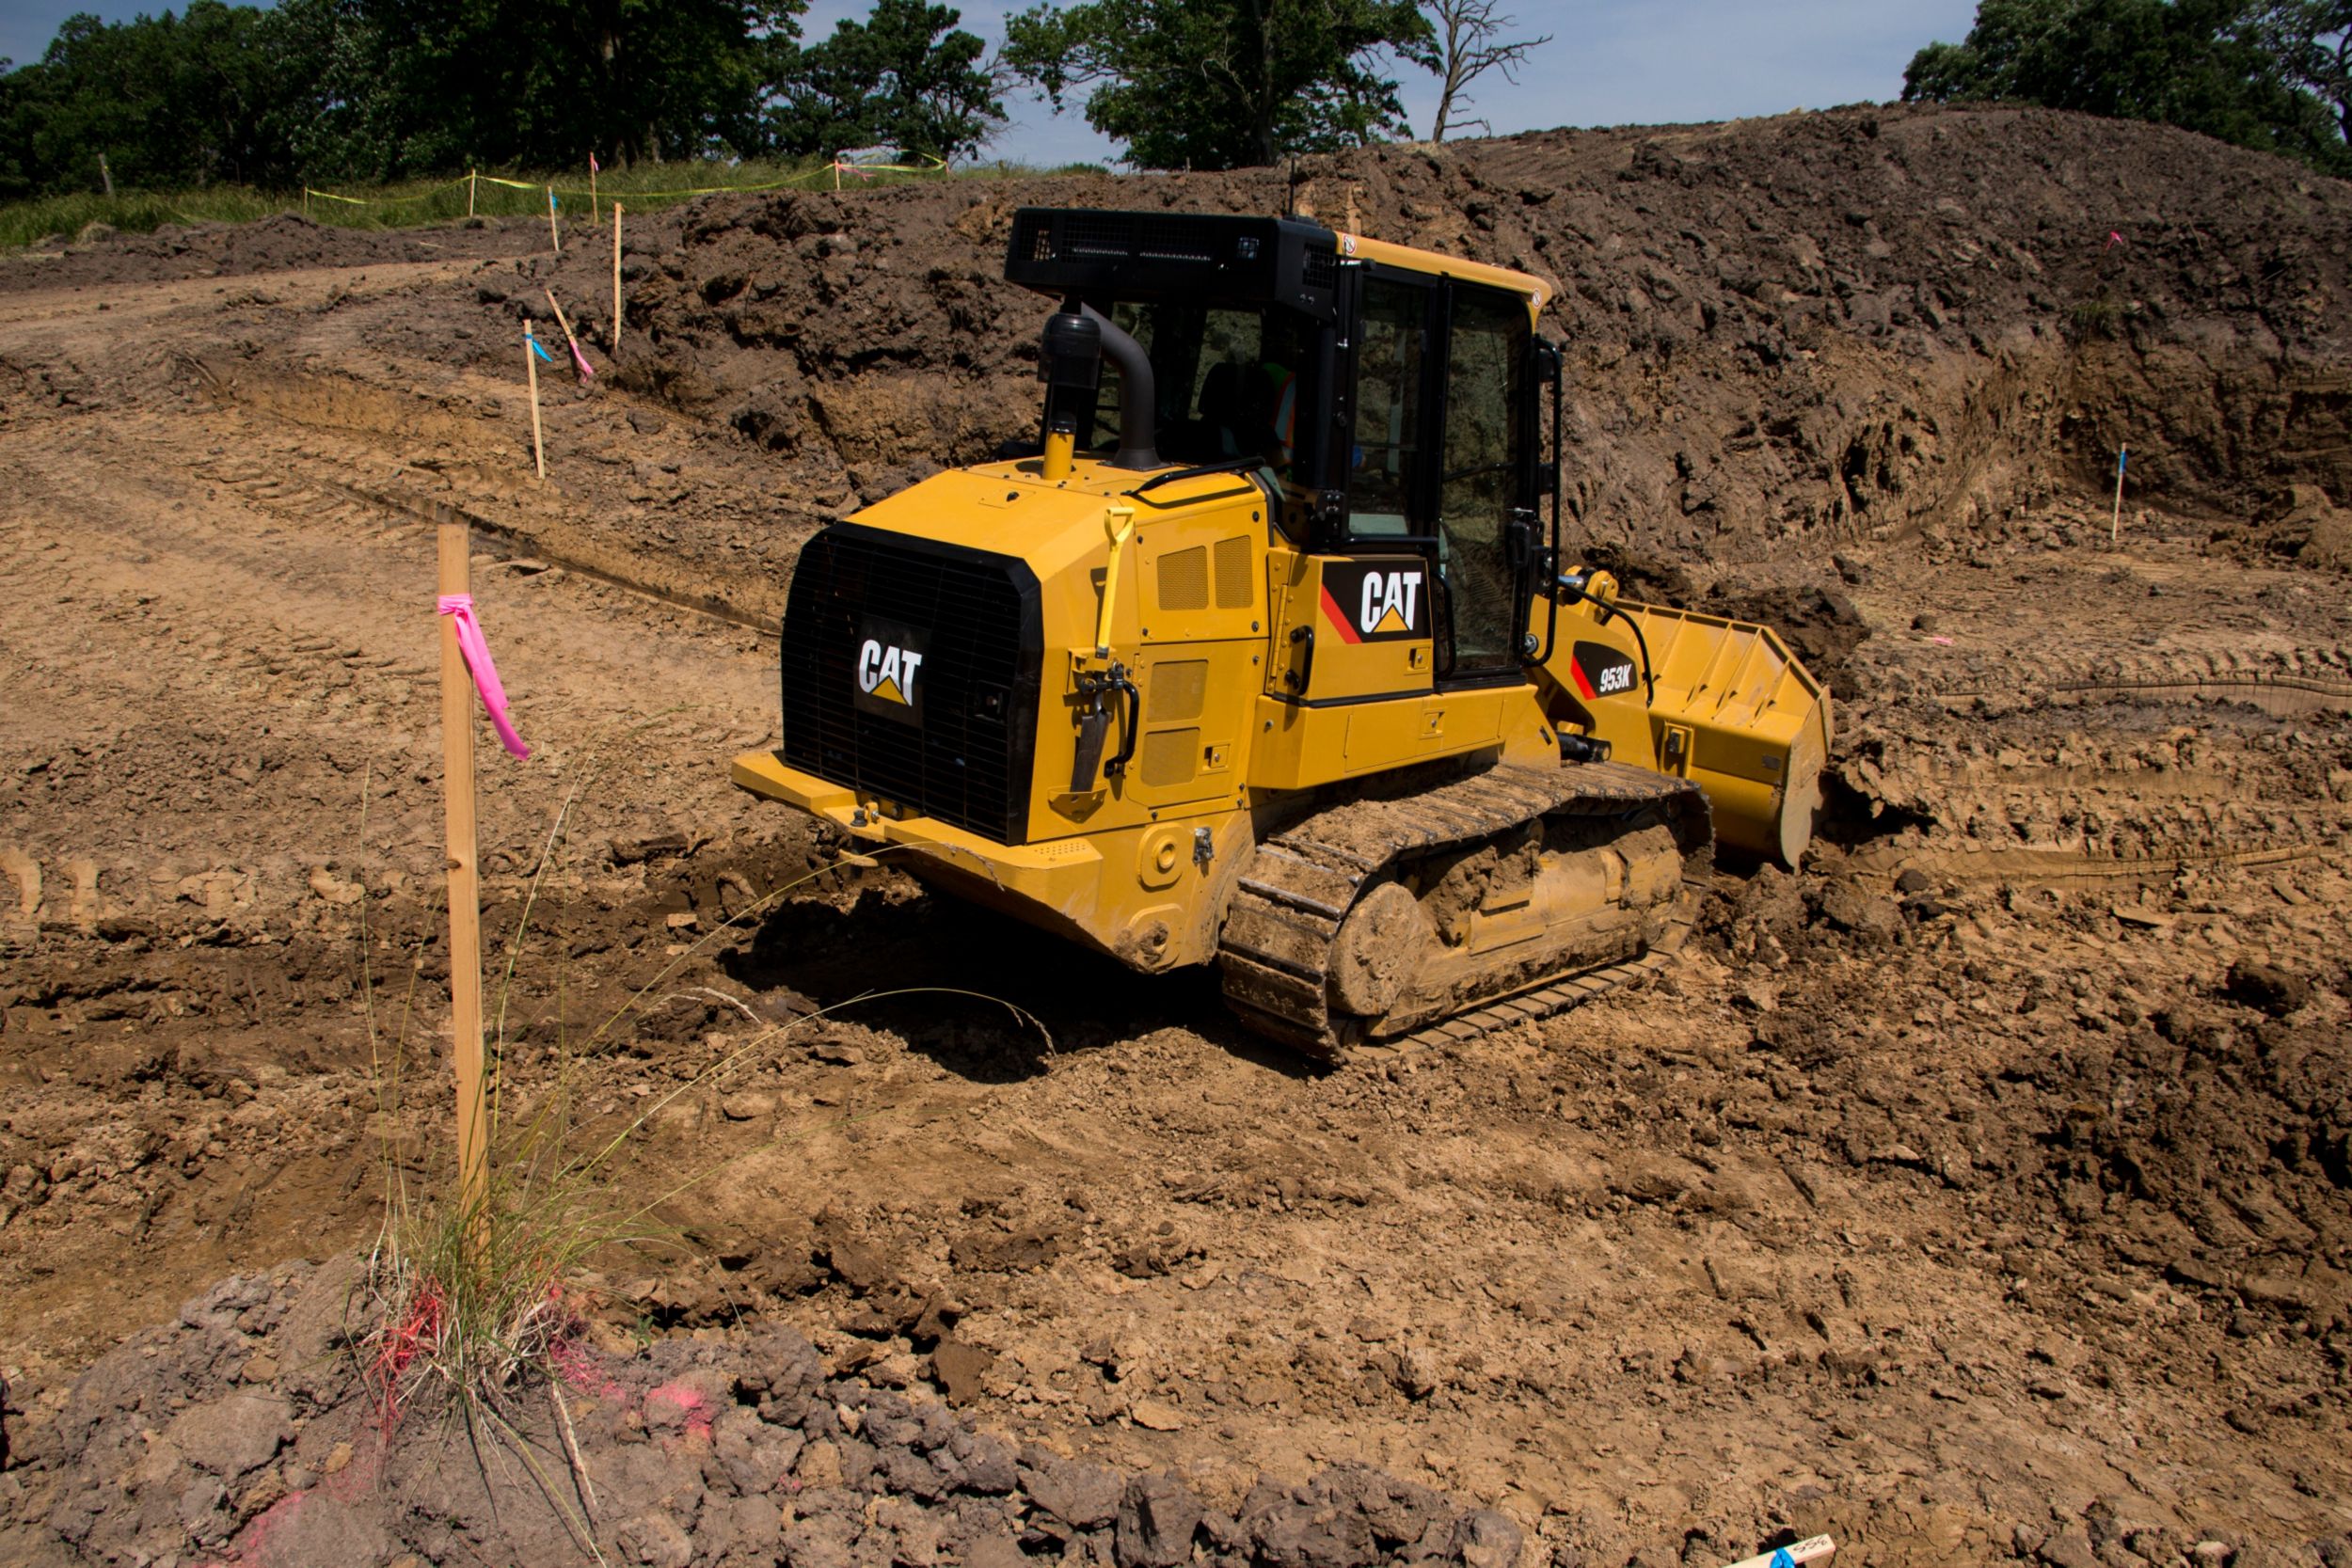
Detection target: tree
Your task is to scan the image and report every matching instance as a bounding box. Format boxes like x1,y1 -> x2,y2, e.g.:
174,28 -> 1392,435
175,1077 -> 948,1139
2252,0 -> 2352,142
762,0 -> 1004,160
0,3 -> 335,193
1903,0 -> 2349,173
314,0 -> 802,177
1422,0 -> 1549,141
1001,0 -> 1433,169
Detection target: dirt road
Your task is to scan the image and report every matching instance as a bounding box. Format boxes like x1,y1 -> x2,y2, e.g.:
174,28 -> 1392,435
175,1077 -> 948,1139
3,112 -> 2350,1567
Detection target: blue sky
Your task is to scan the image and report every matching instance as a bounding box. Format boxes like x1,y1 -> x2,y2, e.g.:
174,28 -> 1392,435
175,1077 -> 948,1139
2,1 -> 1984,167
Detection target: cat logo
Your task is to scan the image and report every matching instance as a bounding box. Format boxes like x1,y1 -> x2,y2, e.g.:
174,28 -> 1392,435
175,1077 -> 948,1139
1358,570 -> 1421,636
1318,557 -> 1427,644
852,617 -> 929,723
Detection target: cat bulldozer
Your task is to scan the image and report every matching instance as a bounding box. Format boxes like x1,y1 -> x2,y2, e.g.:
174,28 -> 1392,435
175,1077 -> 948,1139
733,207 -> 1831,1059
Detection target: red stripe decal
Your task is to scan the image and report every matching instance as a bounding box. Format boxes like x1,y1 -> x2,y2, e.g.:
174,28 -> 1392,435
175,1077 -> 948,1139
1569,658 -> 1597,700
1319,583 -> 1363,644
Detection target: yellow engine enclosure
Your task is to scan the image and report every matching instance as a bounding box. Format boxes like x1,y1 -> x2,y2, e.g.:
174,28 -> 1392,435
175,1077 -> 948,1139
733,457 -> 1830,975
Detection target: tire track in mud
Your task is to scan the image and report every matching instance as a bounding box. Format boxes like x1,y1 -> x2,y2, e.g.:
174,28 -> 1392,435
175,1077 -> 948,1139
1928,650 -> 2352,717
187,356 -> 800,635
1841,654 -> 2352,890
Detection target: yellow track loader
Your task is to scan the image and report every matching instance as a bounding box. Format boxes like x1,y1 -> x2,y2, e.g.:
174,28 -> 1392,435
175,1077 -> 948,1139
734,208 -> 1831,1059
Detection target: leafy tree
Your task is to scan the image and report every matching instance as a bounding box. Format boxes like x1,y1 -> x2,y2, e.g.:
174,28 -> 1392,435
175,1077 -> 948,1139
1002,0 -> 1433,169
761,0 -> 1004,160
0,3 -> 333,192
1423,0 -> 1549,141
2251,0 -> 2352,141
1903,0 -> 2349,172
310,0 -> 802,177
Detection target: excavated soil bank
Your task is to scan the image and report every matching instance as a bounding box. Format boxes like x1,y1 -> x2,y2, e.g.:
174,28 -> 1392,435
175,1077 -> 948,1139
2,103 -> 2350,1567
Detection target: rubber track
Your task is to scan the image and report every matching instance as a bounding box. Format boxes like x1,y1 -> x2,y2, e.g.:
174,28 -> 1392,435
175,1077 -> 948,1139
1217,760 -> 1711,1063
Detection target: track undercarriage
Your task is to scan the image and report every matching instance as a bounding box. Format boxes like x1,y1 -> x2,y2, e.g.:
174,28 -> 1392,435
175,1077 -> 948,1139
1217,760 -> 1713,1060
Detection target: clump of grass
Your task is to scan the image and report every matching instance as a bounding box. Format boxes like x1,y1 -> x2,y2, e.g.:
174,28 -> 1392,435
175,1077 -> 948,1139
0,186 -> 283,248
2068,294 -> 2122,341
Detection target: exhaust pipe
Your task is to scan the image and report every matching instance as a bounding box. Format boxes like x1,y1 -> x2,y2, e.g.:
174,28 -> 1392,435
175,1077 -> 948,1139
1080,305 -> 1160,471
1036,299 -> 1162,473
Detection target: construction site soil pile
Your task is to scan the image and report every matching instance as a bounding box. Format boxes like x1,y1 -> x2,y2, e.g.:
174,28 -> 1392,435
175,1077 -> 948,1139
1,103 -> 2349,1568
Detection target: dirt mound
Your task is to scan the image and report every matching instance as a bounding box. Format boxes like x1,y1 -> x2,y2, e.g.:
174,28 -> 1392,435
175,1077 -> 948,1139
0,1257 -> 1520,1568
2210,483 -> 2352,570
501,103 -> 2352,578
0,212 -> 546,293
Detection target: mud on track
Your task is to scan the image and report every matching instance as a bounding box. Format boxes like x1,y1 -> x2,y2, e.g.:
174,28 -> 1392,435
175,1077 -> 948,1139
3,106 -> 2352,1567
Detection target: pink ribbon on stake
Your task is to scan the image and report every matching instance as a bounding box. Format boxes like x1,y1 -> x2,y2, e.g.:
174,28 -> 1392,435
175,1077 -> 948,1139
437,594 -> 532,758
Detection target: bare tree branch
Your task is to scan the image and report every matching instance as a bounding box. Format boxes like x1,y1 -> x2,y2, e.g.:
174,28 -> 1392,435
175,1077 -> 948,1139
1422,0 -> 1550,142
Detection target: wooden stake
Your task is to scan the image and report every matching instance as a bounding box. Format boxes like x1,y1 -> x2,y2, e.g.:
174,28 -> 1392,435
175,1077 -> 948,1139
589,158 -> 599,222
468,167 -> 477,218
99,152 -> 113,198
2110,445 -> 2128,548
612,203 -> 624,355
544,289 -> 590,381
547,186 -> 561,253
524,325 -> 546,480
437,518 -> 488,1253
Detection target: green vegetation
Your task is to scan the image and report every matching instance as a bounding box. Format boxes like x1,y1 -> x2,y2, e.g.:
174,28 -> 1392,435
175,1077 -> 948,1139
1001,0 -> 1435,169
0,0 -> 1005,199
1904,0 -> 2352,175
1,0 -> 1557,198
0,154 -> 1124,251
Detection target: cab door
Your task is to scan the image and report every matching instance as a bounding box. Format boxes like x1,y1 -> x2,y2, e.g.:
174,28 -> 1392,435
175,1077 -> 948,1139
1341,269 -> 1534,686
1431,283 -> 1534,683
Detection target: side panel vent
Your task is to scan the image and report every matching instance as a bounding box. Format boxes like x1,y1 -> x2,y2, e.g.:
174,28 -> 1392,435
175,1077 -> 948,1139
1158,546 -> 1209,610
1146,659 -> 1209,722
1139,728 -> 1200,787
1213,535 -> 1253,609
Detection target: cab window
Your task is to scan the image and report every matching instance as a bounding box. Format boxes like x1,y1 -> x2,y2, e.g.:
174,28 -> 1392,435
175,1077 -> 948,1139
1093,302 -> 1319,474
1347,277 -> 1424,538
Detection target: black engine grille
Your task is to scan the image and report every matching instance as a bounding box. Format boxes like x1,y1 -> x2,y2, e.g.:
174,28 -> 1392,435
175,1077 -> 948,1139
780,525 -> 1041,846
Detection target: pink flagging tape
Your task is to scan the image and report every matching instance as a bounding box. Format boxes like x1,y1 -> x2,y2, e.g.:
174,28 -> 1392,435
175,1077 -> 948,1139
436,594 -> 532,758
568,341 -> 596,381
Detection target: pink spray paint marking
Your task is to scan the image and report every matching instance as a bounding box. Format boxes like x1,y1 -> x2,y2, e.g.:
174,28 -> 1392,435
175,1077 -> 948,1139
647,1378 -> 717,1447
436,594 -> 531,758
549,1335 -> 625,1402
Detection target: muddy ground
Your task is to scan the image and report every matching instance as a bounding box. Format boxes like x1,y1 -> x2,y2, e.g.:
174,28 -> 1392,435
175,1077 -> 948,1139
2,103 -> 2349,1566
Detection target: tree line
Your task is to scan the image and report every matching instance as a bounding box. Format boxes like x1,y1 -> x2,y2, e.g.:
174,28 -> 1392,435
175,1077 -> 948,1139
0,0 -> 2342,201
0,0 -> 1542,197
0,0 -> 1007,197
1906,0 -> 2350,174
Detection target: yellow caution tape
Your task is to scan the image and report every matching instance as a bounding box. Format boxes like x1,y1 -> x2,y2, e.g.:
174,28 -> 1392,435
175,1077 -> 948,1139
307,154 -> 949,209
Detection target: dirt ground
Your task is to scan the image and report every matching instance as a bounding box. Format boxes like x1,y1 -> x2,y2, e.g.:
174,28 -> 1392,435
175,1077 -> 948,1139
2,104 -> 2350,1567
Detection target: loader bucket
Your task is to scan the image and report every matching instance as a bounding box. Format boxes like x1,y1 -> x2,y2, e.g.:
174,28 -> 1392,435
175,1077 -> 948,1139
1617,602 -> 1834,867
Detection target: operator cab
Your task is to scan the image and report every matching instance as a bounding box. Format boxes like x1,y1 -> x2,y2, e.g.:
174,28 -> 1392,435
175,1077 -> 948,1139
1006,207 -> 1561,688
